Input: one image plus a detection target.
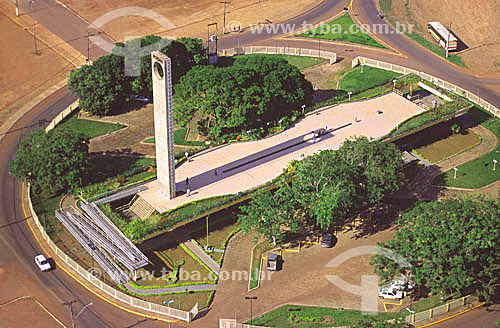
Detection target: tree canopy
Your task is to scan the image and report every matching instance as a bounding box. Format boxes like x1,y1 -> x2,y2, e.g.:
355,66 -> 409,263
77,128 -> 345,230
239,137 -> 403,244
371,196 -> 500,302
9,128 -> 89,194
173,55 -> 313,139
68,54 -> 129,116
69,36 -> 204,116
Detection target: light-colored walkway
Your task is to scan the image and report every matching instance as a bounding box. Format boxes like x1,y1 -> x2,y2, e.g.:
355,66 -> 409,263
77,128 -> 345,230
140,93 -> 426,212
183,240 -> 221,275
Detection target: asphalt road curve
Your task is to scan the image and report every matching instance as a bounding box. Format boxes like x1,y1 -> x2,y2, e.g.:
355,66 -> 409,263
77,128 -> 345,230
0,0 -> 498,327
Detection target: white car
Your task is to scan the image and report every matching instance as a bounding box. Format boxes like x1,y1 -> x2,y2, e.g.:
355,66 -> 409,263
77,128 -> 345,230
130,95 -> 149,102
379,287 -> 406,300
35,254 -> 51,272
391,279 -> 415,291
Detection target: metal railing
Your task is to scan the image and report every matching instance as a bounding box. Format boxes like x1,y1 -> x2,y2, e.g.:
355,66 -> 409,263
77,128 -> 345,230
352,56 -> 500,118
80,203 -> 149,270
29,187 -> 193,322
55,209 -> 129,284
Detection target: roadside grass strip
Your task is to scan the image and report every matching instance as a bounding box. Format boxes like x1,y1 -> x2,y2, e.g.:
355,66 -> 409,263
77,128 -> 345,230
297,13 -> 386,49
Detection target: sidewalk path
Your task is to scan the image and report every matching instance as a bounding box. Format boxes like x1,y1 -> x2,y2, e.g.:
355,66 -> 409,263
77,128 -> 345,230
140,93 -> 426,212
183,240 -> 221,275
124,282 -> 216,295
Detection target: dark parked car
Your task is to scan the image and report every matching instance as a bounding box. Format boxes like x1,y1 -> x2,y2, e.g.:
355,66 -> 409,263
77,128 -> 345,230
321,233 -> 334,248
266,253 -> 282,271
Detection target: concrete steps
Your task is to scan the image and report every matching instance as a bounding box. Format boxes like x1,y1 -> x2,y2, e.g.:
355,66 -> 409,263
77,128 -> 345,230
129,196 -> 157,220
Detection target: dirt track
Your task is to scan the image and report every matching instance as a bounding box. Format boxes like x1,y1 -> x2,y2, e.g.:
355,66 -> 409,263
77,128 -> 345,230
59,0 -> 323,41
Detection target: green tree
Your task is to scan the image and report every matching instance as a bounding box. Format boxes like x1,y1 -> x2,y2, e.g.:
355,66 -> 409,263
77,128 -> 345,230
177,37 -> 206,65
238,181 -> 301,244
68,54 -> 129,116
173,56 -> 313,139
119,36 -> 195,96
371,196 -> 500,302
9,128 -> 89,194
239,137 -> 403,242
335,137 -> 403,204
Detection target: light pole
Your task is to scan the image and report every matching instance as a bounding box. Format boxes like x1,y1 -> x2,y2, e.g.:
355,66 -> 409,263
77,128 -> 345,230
493,159 -> 497,171
360,64 -> 364,73
348,91 -> 352,101
163,300 -> 174,328
244,296 -> 257,325
15,0 -> 19,16
301,104 -> 306,115
220,0 -> 230,34
393,79 -> 397,90
453,167 -> 458,179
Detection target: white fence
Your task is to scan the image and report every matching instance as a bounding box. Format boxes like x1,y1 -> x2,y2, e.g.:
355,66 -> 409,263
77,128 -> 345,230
45,99 -> 79,133
219,46 -> 337,64
352,57 -> 500,118
27,186 -> 193,322
407,295 -> 477,324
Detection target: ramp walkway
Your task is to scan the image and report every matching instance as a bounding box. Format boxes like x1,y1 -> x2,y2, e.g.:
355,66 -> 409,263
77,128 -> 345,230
183,240 -> 221,275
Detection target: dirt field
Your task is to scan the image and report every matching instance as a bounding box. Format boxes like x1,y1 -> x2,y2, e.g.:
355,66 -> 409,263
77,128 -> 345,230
60,0 -> 322,41
0,297 -> 64,328
385,0 -> 500,75
0,11 -> 73,114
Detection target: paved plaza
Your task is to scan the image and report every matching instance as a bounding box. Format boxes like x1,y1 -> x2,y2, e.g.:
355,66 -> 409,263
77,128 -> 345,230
139,93 -> 426,212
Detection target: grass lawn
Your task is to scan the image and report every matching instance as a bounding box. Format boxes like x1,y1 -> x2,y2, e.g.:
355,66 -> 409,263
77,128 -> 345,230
339,66 -> 401,93
379,0 -> 392,15
249,304 -> 399,327
237,54 -> 327,70
135,241 -> 215,288
297,13 -> 386,49
56,111 -> 125,139
249,240 -> 275,289
80,155 -> 155,200
30,191 -> 64,238
414,130 -> 480,163
406,32 -> 465,67
435,115 -> 500,188
86,155 -> 154,184
410,295 -> 442,313
135,291 -> 212,312
144,128 -> 205,146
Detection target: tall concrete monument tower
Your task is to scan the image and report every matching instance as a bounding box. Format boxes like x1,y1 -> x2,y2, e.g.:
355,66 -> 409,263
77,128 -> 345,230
151,51 -> 176,199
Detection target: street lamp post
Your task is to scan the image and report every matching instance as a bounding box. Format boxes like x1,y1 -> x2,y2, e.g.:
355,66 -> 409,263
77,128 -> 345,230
453,167 -> 458,179
220,0 -> 230,34
15,0 -> 19,16
244,296 -> 258,325
393,79 -> 397,90
348,91 -> 353,101
301,104 -> 306,115
163,300 -> 174,328
493,159 -> 497,171
360,64 -> 364,73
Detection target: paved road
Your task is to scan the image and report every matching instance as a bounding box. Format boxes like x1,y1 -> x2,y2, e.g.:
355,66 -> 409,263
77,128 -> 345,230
0,88 -> 175,328
432,304 -> 500,328
1,0 -> 498,327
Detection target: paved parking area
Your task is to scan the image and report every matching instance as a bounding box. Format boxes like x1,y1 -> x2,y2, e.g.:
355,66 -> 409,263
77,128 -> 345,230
193,225 -> 402,326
